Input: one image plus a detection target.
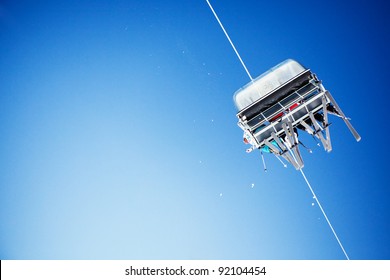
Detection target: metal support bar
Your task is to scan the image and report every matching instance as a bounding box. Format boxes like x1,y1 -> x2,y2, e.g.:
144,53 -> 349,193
291,145 -> 304,169
282,122 -> 304,169
288,122 -> 304,168
271,132 -> 286,151
282,123 -> 295,148
322,96 -> 332,152
288,121 -> 298,146
325,91 -> 361,142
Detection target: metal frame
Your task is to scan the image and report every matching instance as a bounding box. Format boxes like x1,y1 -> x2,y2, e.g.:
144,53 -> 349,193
237,71 -> 361,170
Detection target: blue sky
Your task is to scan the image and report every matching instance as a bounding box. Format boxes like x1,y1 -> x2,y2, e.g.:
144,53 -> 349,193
0,0 -> 389,259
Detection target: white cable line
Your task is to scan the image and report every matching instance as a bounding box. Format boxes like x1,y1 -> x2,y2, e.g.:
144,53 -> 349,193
206,0 -> 349,260
205,0 -> 253,81
299,169 -> 350,260
281,138 -> 349,260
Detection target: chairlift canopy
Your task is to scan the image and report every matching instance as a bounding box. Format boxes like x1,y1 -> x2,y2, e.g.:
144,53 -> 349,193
233,59 -> 306,112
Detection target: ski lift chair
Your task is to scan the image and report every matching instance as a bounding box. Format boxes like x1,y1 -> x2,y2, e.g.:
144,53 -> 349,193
233,59 -> 360,170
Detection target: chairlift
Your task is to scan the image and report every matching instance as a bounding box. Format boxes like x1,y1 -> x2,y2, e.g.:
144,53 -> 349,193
234,59 -> 361,170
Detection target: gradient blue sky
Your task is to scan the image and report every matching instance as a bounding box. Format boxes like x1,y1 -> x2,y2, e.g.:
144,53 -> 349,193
0,0 -> 389,260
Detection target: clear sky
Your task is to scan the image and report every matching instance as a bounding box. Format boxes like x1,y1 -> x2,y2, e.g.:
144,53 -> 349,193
0,0 -> 389,260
